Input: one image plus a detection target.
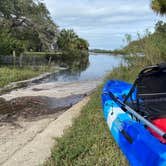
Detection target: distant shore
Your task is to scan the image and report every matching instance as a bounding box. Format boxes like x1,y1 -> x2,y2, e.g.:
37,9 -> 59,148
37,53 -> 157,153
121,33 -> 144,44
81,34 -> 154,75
89,49 -> 128,55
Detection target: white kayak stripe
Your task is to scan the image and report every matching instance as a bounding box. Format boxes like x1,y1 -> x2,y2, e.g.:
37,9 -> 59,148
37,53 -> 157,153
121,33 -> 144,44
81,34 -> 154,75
107,107 -> 125,129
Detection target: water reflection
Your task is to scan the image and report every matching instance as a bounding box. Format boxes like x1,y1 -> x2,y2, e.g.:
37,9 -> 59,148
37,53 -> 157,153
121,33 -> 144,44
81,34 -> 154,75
43,54 -> 122,82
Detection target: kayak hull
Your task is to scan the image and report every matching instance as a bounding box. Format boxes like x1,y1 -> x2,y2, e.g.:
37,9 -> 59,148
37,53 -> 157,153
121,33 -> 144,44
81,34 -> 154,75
102,80 -> 166,166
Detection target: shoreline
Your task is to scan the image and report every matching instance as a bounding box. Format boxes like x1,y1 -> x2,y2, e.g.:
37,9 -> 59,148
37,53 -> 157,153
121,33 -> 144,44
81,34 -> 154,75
45,66 -> 131,165
0,66 -> 67,95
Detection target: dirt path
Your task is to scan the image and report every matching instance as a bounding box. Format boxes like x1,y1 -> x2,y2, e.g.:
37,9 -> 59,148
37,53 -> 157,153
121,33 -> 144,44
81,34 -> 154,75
0,80 -> 100,166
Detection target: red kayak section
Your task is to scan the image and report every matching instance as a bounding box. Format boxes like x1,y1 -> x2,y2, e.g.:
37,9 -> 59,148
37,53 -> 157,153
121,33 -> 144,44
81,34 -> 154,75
148,118 -> 166,143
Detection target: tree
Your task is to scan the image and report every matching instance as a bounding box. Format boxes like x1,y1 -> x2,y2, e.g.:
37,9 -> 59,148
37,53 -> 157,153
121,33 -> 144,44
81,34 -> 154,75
57,29 -> 89,61
76,38 -> 89,50
57,29 -> 78,50
124,34 -> 132,45
155,21 -> 166,34
151,0 -> 166,15
57,29 -> 89,51
0,0 -> 59,52
0,30 -> 25,55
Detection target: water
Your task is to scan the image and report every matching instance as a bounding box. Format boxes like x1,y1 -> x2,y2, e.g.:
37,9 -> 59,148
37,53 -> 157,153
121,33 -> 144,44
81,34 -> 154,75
42,53 -> 122,82
78,54 -> 122,80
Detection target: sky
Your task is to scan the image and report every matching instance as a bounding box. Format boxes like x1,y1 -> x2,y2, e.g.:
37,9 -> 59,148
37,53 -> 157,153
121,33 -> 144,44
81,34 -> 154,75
44,0 -> 166,50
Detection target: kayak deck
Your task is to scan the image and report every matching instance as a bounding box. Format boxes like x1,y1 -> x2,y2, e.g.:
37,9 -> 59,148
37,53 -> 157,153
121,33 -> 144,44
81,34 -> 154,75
102,80 -> 166,166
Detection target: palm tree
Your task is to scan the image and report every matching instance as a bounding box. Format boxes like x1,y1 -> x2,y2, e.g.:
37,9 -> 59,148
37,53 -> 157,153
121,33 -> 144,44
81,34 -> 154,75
151,0 -> 166,15
57,29 -> 78,50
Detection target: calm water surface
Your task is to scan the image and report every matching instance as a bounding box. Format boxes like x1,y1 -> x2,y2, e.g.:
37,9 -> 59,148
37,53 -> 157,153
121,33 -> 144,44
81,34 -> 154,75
44,54 -> 122,82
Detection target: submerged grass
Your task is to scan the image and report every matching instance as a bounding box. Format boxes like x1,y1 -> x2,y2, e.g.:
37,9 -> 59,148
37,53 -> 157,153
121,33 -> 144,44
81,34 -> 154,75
0,66 -> 53,88
45,65 -> 141,166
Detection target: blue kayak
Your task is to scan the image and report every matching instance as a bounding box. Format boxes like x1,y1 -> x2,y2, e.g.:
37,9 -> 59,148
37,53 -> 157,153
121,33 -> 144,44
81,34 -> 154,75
101,80 -> 166,166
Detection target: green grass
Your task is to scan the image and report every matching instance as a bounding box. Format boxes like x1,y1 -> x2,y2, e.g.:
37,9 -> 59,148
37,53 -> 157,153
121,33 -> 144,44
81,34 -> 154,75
0,66 -> 53,88
45,23 -> 166,165
105,65 -> 140,83
24,51 -> 62,58
45,65 -> 141,166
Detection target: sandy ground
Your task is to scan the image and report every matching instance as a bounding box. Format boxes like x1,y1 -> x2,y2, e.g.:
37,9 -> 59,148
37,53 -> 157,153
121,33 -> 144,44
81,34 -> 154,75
2,80 -> 100,101
0,97 -> 90,166
0,80 -> 100,166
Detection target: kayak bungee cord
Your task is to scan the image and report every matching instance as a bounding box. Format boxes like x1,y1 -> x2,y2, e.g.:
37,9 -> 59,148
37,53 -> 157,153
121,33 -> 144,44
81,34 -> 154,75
105,91 -> 166,140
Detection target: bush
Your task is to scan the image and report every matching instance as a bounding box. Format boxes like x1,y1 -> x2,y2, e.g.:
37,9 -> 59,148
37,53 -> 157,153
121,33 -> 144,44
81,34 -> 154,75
0,30 -> 25,56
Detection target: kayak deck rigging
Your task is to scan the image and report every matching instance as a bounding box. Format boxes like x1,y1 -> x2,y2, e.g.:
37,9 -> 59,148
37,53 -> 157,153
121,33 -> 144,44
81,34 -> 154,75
102,63 -> 166,166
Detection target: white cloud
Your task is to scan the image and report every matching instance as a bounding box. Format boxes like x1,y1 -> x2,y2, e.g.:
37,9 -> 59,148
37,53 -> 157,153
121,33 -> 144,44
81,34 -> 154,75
45,0 -> 149,17
44,0 -> 166,49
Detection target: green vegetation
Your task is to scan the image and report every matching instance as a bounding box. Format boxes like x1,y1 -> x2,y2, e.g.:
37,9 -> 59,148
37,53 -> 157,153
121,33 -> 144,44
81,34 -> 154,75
44,63 -> 143,166
0,1 -> 89,57
0,0 -> 165,165
45,34 -> 165,164
45,58 -> 143,166
100,21 -> 165,62
92,21 -> 166,59
57,29 -> 89,60
57,29 -> 89,51
0,1 -> 89,85
151,0 -> 166,15
0,0 -> 58,54
123,21 -> 166,66
0,30 -> 24,55
44,3 -> 166,165
0,1 -> 89,60
24,51 -> 63,61
45,83 -> 128,166
0,66 -> 53,88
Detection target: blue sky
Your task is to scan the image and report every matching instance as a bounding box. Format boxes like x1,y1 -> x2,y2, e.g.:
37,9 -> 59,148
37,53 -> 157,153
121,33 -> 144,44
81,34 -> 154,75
44,0 -> 165,49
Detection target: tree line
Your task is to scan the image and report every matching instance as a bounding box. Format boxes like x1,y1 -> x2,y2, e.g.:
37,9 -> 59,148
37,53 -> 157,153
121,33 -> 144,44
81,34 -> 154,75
0,0 -> 89,57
